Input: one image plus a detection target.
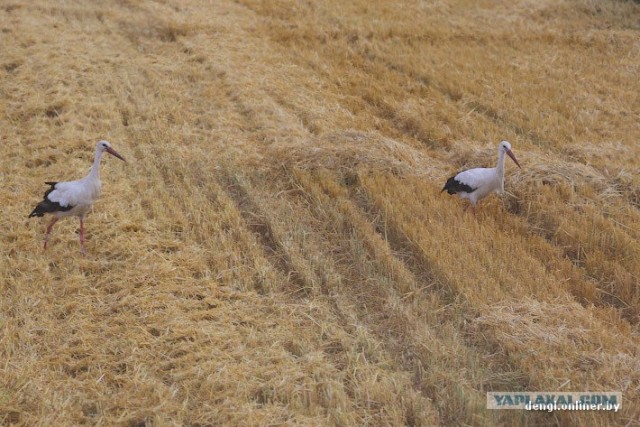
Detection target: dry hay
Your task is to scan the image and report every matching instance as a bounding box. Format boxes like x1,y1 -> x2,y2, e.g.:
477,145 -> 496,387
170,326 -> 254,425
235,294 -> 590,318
2,0 -> 640,425
266,130 -> 442,180
473,298 -> 640,392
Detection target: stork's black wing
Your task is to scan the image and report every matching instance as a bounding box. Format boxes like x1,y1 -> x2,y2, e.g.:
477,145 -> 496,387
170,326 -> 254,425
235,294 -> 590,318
28,182 -> 73,218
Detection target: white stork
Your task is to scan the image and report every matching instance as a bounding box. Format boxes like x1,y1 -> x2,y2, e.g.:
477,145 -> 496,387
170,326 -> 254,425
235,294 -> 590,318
28,140 -> 125,256
441,140 -> 521,215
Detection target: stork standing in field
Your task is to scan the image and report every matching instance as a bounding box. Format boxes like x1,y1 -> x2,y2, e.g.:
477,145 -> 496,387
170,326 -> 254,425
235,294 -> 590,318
28,140 -> 126,256
441,141 -> 521,215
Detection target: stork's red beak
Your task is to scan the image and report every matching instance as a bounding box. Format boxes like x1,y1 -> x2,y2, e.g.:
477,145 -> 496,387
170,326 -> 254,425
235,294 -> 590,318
106,147 -> 126,162
506,149 -> 521,168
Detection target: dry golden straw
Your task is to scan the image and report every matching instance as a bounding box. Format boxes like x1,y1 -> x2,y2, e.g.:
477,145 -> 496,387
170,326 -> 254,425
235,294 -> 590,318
1,0 -> 639,425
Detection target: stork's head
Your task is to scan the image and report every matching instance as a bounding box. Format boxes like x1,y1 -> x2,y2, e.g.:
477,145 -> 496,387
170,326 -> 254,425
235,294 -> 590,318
499,140 -> 521,168
97,140 -> 126,162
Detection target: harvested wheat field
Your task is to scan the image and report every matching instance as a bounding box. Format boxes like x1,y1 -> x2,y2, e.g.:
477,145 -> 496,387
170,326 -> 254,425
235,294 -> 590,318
1,0 -> 640,425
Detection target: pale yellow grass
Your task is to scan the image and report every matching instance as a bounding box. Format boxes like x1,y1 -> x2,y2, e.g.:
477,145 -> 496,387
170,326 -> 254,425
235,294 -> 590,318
1,0 -> 639,425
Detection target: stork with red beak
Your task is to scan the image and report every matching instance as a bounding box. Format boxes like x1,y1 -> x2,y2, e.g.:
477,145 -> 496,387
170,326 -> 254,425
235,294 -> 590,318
28,140 -> 126,256
441,141 -> 521,215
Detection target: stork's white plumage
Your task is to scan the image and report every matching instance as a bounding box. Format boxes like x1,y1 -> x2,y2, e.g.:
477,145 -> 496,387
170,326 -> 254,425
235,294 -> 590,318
28,140 -> 125,256
441,141 -> 521,215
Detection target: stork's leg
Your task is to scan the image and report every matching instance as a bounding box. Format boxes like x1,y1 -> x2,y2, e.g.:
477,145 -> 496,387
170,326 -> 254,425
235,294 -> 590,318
44,218 -> 59,250
463,202 -> 478,216
79,218 -> 86,257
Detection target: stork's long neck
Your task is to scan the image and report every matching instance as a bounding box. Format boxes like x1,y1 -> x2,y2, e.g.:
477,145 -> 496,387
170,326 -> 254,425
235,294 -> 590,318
496,148 -> 506,178
87,148 -> 103,182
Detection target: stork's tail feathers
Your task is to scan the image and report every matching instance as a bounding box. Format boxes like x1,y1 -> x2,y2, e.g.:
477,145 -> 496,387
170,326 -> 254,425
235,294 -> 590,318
29,200 -> 61,218
441,176 -> 459,195
28,205 -> 47,218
